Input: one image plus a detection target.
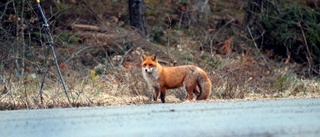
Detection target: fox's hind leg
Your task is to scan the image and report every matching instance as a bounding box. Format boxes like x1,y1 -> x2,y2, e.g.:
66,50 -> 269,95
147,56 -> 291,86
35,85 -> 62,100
184,75 -> 198,100
184,82 -> 197,100
185,87 -> 194,100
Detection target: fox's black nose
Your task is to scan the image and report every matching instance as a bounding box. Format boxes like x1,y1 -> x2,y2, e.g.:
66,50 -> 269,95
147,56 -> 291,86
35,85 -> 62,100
145,69 -> 148,72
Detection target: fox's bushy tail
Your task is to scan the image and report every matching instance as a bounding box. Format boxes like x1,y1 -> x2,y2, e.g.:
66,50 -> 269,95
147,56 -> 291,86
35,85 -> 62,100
196,71 -> 212,100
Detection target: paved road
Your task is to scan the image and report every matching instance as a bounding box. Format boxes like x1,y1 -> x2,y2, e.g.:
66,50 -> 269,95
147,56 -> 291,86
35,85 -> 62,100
1,98 -> 320,137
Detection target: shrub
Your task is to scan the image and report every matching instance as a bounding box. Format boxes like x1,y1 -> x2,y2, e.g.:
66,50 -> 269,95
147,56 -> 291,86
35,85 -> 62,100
256,1 -> 320,76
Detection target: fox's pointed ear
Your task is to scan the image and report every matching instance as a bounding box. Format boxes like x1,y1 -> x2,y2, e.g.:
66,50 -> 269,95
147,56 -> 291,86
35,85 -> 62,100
151,54 -> 157,61
141,54 -> 147,61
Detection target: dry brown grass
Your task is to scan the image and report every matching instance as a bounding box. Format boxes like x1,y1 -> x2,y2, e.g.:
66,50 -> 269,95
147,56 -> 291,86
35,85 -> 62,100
1,41 -> 320,110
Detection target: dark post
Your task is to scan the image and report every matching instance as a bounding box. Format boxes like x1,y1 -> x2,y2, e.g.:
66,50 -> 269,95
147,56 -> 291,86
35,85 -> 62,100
128,0 -> 147,37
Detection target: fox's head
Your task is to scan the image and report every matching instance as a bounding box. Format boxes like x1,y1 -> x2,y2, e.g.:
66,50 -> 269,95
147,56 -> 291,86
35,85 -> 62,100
141,54 -> 158,74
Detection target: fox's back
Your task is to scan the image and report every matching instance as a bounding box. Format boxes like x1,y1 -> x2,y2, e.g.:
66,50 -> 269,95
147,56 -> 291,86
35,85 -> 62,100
161,65 -> 204,89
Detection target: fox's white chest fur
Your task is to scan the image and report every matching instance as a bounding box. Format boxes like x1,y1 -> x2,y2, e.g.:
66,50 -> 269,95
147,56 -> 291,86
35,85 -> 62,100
142,68 -> 160,88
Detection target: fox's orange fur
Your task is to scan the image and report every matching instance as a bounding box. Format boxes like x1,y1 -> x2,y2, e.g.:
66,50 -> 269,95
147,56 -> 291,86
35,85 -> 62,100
141,54 -> 212,103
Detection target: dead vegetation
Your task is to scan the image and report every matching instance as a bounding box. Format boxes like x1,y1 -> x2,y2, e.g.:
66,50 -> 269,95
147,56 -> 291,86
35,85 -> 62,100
0,0 -> 319,110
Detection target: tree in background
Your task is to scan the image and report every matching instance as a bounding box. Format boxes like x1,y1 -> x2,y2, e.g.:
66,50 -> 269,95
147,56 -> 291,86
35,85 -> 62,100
128,0 -> 147,37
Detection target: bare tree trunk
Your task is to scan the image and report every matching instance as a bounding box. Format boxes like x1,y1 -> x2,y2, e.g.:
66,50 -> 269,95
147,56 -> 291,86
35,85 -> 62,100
128,0 -> 147,37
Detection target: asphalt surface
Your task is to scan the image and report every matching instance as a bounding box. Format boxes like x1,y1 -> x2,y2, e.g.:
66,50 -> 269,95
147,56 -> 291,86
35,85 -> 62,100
1,98 -> 320,137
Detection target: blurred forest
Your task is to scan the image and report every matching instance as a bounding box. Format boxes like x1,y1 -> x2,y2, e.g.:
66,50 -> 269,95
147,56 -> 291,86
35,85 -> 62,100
0,0 -> 319,109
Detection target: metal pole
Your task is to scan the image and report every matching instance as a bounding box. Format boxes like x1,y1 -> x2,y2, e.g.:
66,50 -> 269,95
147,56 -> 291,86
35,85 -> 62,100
36,0 -> 71,104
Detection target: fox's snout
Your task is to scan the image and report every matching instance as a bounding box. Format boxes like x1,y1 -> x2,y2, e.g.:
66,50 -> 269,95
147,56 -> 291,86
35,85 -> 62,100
144,68 -> 154,73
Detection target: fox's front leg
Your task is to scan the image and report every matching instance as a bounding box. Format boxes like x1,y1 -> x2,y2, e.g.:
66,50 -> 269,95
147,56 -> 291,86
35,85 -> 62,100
160,87 -> 166,103
153,87 -> 160,102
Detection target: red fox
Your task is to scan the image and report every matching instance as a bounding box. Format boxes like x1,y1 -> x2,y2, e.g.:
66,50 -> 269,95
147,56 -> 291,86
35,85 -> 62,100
141,54 -> 212,103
